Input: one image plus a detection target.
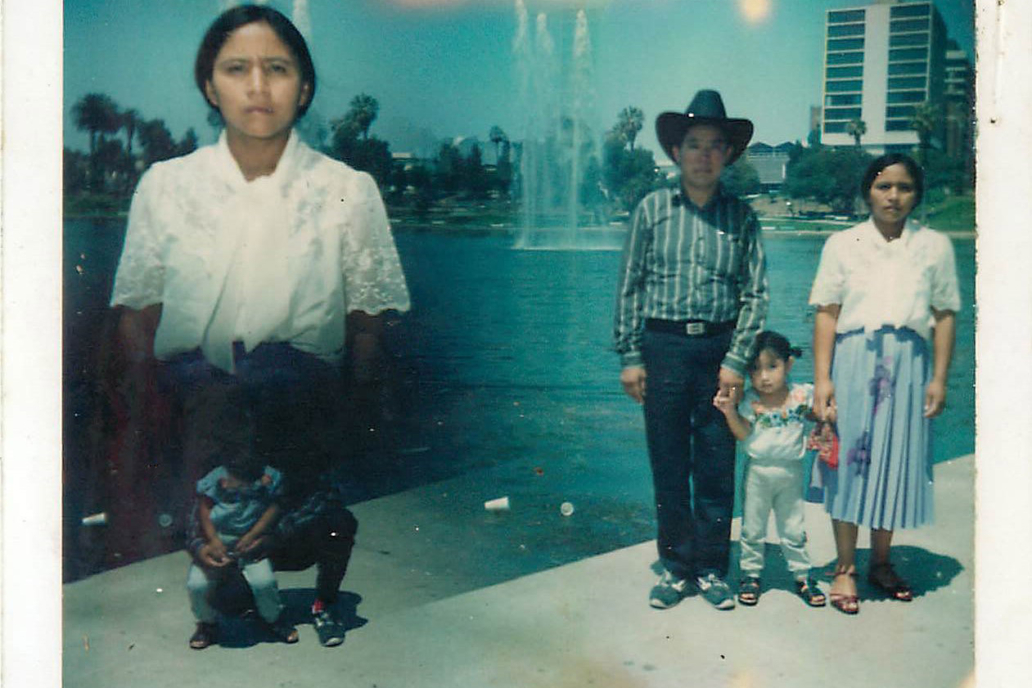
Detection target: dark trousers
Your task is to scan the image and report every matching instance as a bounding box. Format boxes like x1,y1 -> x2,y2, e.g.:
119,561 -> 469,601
641,328 -> 737,579
170,343 -> 356,607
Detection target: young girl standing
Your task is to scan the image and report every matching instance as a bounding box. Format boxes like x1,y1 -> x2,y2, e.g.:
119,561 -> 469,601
809,154 -> 960,614
714,331 -> 826,607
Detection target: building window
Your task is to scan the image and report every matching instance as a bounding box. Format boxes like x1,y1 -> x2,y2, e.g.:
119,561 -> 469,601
825,107 -> 862,120
826,65 -> 863,79
828,24 -> 865,37
886,105 -> 917,118
828,38 -> 864,51
825,94 -> 862,106
823,121 -> 848,133
890,33 -> 929,47
891,19 -> 931,33
827,51 -> 864,65
890,4 -> 931,19
887,91 -> 926,103
885,120 -> 914,132
828,9 -> 865,23
888,61 -> 927,75
826,79 -> 863,92
889,47 -> 928,61
888,76 -> 926,90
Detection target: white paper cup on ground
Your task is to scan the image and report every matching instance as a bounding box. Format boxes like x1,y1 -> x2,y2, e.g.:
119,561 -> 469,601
484,496 -> 510,512
81,512 -> 108,526
560,502 -> 575,516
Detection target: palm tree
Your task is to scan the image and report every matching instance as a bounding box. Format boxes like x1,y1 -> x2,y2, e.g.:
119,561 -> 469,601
909,101 -> 939,165
347,94 -> 379,140
617,106 -> 644,150
845,117 -> 867,148
72,93 -> 121,188
72,93 -> 121,157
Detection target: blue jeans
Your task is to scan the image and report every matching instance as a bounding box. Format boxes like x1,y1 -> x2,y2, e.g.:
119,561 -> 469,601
641,328 -> 737,580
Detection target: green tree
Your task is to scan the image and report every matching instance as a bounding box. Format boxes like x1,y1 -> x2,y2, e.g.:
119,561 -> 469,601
176,128 -> 199,157
345,93 -> 379,140
121,108 -> 140,168
138,119 -> 177,167
433,142 -> 463,196
72,93 -> 121,158
463,144 -> 491,199
72,93 -> 122,189
330,124 -> 393,187
784,146 -> 873,214
721,157 -> 761,197
909,101 -> 939,165
616,106 -> 644,150
845,117 -> 867,147
602,130 -> 661,211
495,140 -> 513,196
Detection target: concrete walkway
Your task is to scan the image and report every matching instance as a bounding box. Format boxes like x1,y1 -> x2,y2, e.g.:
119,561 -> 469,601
64,454 -> 974,688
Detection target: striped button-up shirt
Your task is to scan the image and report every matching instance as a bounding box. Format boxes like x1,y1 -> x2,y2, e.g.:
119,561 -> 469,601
614,185 -> 769,375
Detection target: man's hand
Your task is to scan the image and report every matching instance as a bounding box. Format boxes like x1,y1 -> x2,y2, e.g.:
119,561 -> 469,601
197,540 -> 230,568
621,366 -> 647,404
718,367 -> 744,404
234,533 -> 263,555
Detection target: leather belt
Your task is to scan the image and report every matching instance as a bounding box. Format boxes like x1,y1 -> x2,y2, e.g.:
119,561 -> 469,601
645,318 -> 735,337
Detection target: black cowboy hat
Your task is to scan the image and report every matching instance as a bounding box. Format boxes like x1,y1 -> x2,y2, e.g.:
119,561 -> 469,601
655,89 -> 754,164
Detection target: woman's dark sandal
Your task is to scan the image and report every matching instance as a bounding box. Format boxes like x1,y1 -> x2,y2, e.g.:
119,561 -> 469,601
189,622 -> 218,650
737,577 -> 761,606
867,563 -> 914,602
795,578 -> 827,607
829,572 -> 859,615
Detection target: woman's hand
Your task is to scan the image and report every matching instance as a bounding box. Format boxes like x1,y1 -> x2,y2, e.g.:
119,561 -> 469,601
924,379 -> 947,418
621,366 -> 647,404
198,539 -> 230,568
813,378 -> 837,423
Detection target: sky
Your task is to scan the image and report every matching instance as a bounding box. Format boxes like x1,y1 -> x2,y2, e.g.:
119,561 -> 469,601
64,0 -> 976,159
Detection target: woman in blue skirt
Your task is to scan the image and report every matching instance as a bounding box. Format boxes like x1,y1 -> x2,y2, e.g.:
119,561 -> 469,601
809,154 -> 960,615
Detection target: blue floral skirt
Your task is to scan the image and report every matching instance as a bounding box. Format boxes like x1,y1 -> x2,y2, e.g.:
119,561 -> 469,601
820,327 -> 933,530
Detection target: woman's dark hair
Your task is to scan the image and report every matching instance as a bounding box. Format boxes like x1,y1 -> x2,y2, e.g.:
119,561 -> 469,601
748,331 -> 803,370
195,4 -> 316,118
860,153 -> 924,207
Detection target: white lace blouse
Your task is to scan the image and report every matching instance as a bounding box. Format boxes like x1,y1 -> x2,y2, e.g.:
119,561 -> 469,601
110,130 -> 410,372
808,219 -> 960,341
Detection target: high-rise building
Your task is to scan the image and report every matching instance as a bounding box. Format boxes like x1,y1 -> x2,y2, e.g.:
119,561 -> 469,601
943,40 -> 975,167
820,0 -> 951,153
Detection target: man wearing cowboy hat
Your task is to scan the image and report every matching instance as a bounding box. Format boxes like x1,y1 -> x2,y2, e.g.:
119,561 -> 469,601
614,89 -> 769,610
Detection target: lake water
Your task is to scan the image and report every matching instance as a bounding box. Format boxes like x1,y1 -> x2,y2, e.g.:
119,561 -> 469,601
63,220 -> 975,578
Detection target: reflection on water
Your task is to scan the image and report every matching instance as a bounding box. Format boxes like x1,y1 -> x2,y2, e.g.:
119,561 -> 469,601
63,221 -> 975,580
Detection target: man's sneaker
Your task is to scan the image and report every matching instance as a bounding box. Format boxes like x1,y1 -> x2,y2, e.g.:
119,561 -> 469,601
313,609 -> 345,647
649,570 -> 692,609
695,572 -> 736,610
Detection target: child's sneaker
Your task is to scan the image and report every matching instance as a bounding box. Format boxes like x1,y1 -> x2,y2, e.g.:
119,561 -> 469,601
265,614 -> 299,644
313,608 -> 345,647
649,570 -> 692,609
189,622 -> 218,650
695,572 -> 736,610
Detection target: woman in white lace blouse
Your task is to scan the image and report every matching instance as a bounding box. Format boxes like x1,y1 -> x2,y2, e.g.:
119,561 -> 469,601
109,4 -> 409,648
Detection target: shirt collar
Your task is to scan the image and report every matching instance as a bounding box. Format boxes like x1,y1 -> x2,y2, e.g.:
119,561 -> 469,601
672,183 -> 727,211
863,217 -> 920,247
214,128 -> 300,190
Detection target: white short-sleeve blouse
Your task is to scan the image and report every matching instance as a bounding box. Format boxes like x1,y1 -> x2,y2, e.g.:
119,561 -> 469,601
808,219 -> 960,340
110,130 -> 411,371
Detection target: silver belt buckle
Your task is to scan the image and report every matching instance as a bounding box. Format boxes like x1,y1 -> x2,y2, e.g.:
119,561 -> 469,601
685,322 -> 706,336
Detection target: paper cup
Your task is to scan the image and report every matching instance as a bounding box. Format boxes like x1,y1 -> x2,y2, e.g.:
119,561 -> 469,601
484,496 -> 510,512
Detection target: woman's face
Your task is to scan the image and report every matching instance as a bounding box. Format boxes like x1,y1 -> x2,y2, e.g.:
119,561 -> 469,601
866,163 -> 918,230
204,21 -> 309,146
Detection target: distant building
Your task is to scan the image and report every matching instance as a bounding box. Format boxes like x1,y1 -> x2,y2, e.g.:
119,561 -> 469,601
820,0 -> 960,154
943,40 -> 975,169
745,142 -> 795,193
